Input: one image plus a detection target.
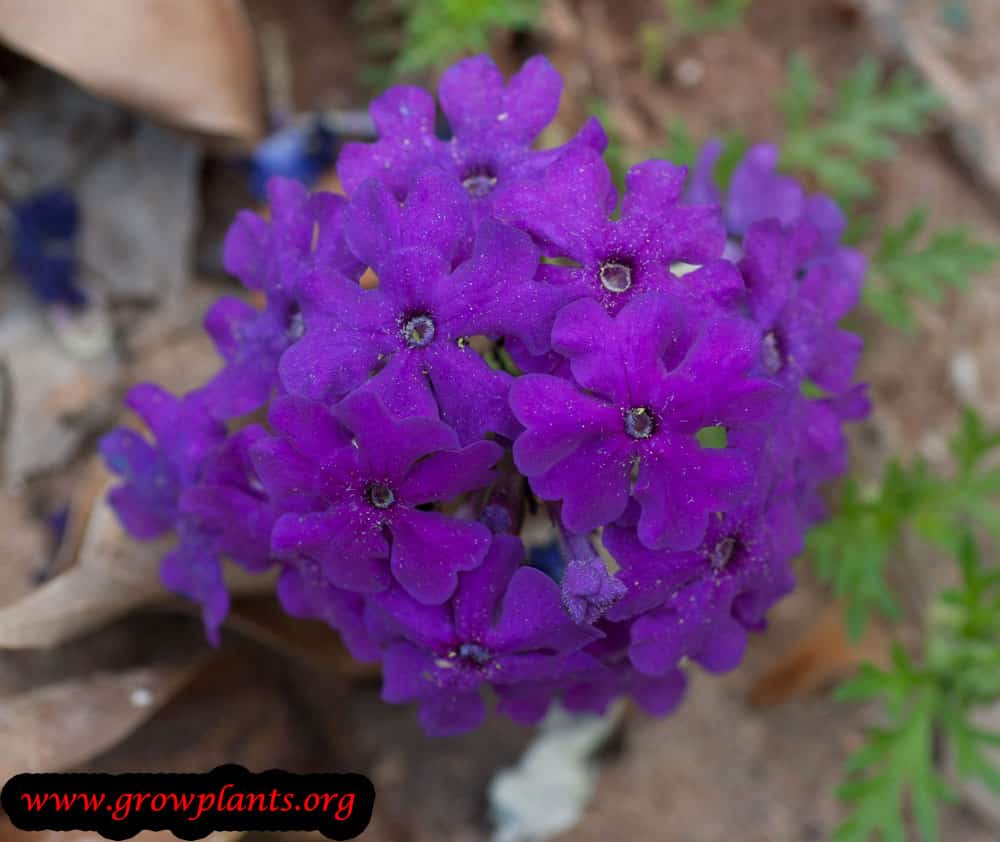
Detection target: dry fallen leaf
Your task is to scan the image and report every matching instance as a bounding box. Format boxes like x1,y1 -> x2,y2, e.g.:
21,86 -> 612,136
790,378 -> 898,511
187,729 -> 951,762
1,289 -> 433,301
0,659 -> 205,779
0,0 -> 263,142
0,465 -> 278,650
0,481 -> 171,650
748,602 -> 889,707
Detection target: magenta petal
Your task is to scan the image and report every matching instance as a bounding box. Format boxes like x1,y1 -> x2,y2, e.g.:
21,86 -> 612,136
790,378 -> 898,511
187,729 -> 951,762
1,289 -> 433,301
530,436 -> 633,534
622,158 -> 687,218
419,689 -> 487,737
438,55 -> 506,135
222,210 -> 273,291
426,347 -> 518,443
401,440 -> 502,504
343,177 -> 402,269
335,389 -> 458,476
389,508 -> 492,604
271,510 -> 389,593
493,683 -> 557,725
487,567 -> 603,653
160,539 -> 228,647
267,396 -> 352,459
634,441 -> 750,550
500,55 -> 563,143
631,669 -> 688,716
453,535 -> 524,642
510,375 -> 620,476
381,641 -> 435,703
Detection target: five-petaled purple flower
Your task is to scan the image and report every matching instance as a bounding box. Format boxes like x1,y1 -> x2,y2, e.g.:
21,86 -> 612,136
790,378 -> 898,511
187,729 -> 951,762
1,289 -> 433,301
101,54 -> 868,736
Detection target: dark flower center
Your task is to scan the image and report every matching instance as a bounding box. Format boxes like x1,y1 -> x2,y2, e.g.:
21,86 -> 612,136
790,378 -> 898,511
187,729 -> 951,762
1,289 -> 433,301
599,260 -> 633,294
458,642 -> 491,665
461,166 -> 498,198
624,406 -> 657,439
402,313 -> 436,348
761,330 -> 783,374
365,481 -> 396,510
710,537 -> 737,570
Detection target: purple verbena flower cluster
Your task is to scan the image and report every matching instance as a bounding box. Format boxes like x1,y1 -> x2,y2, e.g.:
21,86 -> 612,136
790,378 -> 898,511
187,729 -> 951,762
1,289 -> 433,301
101,55 -> 869,736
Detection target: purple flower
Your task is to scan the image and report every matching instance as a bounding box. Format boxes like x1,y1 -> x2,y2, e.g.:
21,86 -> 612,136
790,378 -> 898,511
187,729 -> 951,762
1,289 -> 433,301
277,557 -> 380,663
564,661 -> 688,718
100,53 -> 871,736
613,497 -> 798,676
252,391 -> 500,604
279,170 -> 550,443
371,534 -> 604,736
511,293 -> 779,549
741,218 -> 863,393
496,147 -> 736,318
200,178 -> 362,419
688,141 -> 805,238
164,426 -> 277,643
337,55 -> 607,220
100,384 -> 226,539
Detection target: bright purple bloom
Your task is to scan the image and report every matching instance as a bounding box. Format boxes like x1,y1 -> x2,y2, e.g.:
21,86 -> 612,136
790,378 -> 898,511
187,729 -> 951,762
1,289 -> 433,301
689,141 -> 805,238
252,391 -> 500,604
564,661 -> 688,718
496,147 -> 737,319
279,170 -> 549,443
277,557 -> 380,663
371,535 -> 604,736
100,384 -> 226,539
337,55 -> 607,221
201,178 -> 362,419
610,497 -> 798,676
164,426 -> 277,643
511,292 -> 778,548
102,54 -> 870,736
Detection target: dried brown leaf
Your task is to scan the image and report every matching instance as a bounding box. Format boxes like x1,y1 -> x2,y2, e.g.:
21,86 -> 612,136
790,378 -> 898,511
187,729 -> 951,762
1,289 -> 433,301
748,602 -> 889,706
0,659 -> 204,779
0,0 -> 263,142
0,466 -> 278,650
0,481 -> 170,650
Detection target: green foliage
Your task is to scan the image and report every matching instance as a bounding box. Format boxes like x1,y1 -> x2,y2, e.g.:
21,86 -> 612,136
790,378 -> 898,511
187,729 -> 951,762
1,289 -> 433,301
662,0 -> 750,37
360,0 -> 541,81
835,533 -> 1000,842
809,408 -> 1000,639
864,209 -> 1000,332
834,650 -> 951,842
778,55 -> 941,207
640,0 -> 749,77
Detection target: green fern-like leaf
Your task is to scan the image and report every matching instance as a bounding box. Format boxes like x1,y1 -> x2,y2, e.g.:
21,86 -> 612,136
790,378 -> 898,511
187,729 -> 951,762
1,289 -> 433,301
663,0 -> 750,37
864,209 -> 1000,332
835,533 -> 1000,842
810,409 -> 1000,638
835,653 -> 951,842
778,56 -> 941,206
393,0 -> 541,76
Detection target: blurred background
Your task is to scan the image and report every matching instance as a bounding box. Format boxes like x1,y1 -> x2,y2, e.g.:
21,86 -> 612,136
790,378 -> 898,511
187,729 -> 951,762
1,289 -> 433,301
1,1 -> 999,840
